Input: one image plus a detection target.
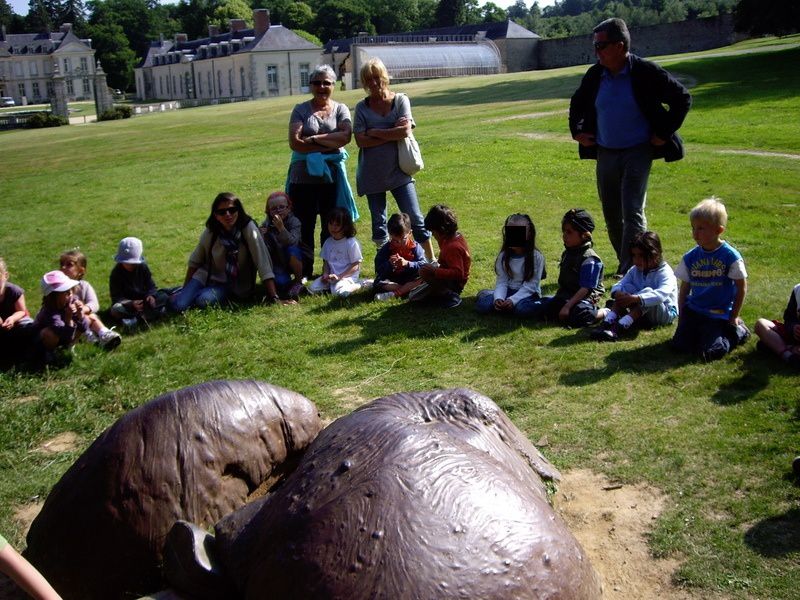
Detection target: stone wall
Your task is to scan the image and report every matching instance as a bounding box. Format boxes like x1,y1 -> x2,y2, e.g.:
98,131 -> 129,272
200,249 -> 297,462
534,14 -> 743,70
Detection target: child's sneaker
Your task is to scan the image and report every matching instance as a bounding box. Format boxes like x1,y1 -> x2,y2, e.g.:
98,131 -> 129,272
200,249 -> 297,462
98,328 -> 122,351
83,330 -> 98,344
122,317 -> 138,331
408,282 -> 431,302
288,282 -> 306,298
360,279 -> 374,291
375,291 -> 395,301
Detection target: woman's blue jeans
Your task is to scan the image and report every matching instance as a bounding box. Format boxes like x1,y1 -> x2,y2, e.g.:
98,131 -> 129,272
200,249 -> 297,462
366,181 -> 430,245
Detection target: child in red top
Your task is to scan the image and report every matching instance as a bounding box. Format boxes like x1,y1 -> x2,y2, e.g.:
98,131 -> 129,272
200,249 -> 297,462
411,204 -> 471,308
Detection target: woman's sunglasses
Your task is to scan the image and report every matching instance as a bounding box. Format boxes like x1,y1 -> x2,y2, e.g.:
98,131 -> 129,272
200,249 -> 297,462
214,206 -> 239,216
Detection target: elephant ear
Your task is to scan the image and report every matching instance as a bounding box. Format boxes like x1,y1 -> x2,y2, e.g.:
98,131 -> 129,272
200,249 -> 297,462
24,379 -> 322,600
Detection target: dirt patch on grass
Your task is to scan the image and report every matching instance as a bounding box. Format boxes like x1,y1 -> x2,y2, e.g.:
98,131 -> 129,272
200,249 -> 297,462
33,431 -> 80,454
718,149 -> 800,160
7,395 -> 38,406
554,469 -> 700,599
13,501 -> 43,534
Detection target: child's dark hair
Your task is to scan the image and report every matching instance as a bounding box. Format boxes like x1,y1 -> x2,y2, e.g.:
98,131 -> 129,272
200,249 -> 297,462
327,207 -> 356,238
206,192 -> 254,234
629,231 -> 663,266
60,248 -> 87,271
424,204 -> 458,237
500,214 -> 539,281
387,213 -> 412,237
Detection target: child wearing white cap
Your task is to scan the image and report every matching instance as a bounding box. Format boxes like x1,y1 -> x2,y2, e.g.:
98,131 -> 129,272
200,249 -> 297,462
33,270 -> 88,364
108,237 -> 168,329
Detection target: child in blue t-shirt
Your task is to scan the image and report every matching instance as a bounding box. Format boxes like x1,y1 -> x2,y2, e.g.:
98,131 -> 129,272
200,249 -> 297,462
671,197 -> 749,360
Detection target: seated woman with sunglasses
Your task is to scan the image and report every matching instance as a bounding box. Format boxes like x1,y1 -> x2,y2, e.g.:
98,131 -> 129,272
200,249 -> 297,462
170,193 -> 282,311
287,64 -> 356,278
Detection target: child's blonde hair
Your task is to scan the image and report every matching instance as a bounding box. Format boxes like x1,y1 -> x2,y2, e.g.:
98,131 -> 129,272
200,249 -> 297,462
690,197 -> 727,228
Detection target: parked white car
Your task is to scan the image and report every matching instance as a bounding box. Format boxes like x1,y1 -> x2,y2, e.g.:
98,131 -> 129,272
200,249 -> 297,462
1,97 -> 16,107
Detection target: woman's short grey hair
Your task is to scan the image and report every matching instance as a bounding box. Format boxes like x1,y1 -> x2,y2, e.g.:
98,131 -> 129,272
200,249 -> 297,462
310,64 -> 336,83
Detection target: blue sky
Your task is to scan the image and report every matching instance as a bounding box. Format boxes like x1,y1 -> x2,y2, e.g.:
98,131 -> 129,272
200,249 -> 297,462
8,0 -> 557,19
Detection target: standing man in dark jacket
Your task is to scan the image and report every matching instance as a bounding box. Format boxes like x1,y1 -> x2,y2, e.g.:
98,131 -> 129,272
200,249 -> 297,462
569,18 -> 691,275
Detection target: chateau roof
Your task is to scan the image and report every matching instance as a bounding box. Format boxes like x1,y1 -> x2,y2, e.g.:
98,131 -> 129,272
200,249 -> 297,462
0,28 -> 92,56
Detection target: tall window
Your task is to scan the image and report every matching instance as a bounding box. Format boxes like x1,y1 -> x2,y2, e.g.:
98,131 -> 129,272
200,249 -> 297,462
66,78 -> 74,95
267,65 -> 278,95
217,70 -> 222,96
82,78 -> 90,94
13,62 -> 23,76
80,57 -> 88,72
32,81 -> 40,98
29,61 -> 38,76
198,74 -> 203,96
299,63 -> 310,88
18,82 -> 25,97
46,81 -> 54,97
207,72 -> 212,96
240,67 -> 246,95
228,69 -> 233,96
63,58 -> 71,73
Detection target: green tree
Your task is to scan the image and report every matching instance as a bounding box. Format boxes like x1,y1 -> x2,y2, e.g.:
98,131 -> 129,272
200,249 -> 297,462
480,2 -> 508,22
293,29 -> 322,45
435,0 -> 465,26
370,0 -> 419,33
210,0 -> 252,31
25,0 -> 59,31
284,2 -> 315,31
313,0 -> 375,42
735,0 -> 799,35
85,20 -> 137,90
174,0 -> 217,40
0,0 -> 14,27
59,0 -> 87,29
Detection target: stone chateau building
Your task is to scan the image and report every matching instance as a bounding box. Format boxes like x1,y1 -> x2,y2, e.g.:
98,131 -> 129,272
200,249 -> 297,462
135,9 -> 321,101
0,23 -> 96,105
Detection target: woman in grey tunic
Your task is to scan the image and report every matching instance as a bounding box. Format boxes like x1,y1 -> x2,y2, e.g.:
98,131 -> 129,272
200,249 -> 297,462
287,65 -> 353,277
354,58 -> 434,261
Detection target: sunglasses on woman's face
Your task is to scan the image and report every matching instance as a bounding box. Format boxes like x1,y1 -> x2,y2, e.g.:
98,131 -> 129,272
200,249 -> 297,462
593,41 -> 616,51
311,80 -> 333,87
215,206 -> 239,216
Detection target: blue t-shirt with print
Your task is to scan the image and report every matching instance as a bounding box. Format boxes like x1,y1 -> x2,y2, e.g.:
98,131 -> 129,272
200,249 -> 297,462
679,241 -> 745,320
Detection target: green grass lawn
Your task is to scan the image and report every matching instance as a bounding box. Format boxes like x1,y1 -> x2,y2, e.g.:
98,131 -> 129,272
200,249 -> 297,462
1,37 -> 799,598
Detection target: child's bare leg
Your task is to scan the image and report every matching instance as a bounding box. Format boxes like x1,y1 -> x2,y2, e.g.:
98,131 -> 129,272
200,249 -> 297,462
87,313 -> 106,333
395,279 -> 423,297
755,318 -> 788,356
382,282 -> 400,292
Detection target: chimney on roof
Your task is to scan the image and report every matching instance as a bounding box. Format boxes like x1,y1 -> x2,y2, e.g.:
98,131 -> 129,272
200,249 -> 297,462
229,19 -> 247,33
253,9 -> 270,36
176,33 -> 188,43
59,23 -> 72,33
209,24 -> 220,37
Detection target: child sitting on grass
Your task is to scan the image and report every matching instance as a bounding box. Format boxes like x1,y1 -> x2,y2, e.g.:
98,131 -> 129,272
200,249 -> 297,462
374,212 -> 427,301
308,207 -> 369,298
260,191 -> 307,299
592,231 -> 677,341
754,283 -> 800,369
33,270 -> 87,365
671,197 -> 749,360
0,257 -> 35,365
59,249 -> 121,349
540,208 -> 605,328
109,237 -> 168,329
475,213 -> 546,317
410,204 -> 471,309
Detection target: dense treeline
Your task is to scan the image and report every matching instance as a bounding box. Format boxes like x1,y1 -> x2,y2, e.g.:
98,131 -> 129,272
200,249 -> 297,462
0,0 -> 796,91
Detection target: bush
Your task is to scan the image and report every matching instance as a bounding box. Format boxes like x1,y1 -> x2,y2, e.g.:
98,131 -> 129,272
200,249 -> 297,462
97,105 -> 133,121
25,112 -> 67,128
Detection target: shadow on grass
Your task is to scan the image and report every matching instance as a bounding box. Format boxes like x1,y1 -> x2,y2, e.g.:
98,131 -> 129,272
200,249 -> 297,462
709,347 -> 771,406
559,339 -> 690,386
744,508 -> 800,557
